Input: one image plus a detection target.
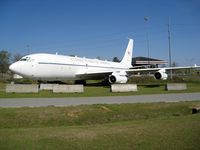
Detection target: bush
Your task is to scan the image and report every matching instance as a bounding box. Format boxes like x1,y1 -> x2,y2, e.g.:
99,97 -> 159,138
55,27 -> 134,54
128,76 -> 165,84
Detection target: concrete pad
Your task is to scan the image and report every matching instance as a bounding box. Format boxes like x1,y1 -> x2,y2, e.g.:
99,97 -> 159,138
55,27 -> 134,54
53,85 -> 84,93
165,83 -> 187,91
40,84 -> 58,90
6,84 -> 39,93
111,84 -> 138,92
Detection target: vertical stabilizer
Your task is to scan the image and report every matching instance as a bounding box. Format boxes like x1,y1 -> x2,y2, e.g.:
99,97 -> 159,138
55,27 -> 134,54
120,39 -> 134,68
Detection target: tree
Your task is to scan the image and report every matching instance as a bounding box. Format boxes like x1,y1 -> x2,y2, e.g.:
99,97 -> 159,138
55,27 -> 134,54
0,50 -> 10,73
112,57 -> 120,62
13,53 -> 23,62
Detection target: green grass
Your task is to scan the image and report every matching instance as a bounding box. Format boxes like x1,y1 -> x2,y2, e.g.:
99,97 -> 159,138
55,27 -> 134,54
0,102 -> 200,150
1,102 -> 198,128
1,115 -> 200,150
0,82 -> 200,98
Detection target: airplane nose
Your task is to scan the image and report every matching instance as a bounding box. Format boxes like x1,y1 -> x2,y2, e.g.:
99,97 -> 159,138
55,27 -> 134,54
9,64 -> 15,72
9,62 -> 21,74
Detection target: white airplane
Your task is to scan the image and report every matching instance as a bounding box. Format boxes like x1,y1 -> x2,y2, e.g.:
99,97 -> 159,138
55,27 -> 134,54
9,39 -> 199,84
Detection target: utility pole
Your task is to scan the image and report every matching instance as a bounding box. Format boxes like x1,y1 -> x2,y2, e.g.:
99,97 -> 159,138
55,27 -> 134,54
168,20 -> 172,80
144,17 -> 150,67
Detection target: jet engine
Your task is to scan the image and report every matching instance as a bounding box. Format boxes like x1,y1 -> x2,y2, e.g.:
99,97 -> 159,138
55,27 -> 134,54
109,71 -> 128,84
154,69 -> 168,80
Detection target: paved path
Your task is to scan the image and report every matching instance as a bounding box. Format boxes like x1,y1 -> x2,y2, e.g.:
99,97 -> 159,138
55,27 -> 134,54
0,93 -> 200,108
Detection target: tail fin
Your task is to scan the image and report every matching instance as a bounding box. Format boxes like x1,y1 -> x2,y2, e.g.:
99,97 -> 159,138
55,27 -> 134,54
120,38 -> 134,68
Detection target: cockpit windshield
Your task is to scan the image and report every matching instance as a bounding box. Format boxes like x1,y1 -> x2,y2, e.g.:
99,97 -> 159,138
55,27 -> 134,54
20,58 -> 27,61
19,57 -> 31,61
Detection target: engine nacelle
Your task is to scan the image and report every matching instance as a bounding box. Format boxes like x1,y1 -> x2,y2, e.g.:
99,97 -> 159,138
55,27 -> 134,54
109,71 -> 128,84
154,69 -> 168,80
109,75 -> 128,84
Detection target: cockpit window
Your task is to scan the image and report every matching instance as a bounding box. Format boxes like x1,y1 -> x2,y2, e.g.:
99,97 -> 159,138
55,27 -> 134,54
20,58 -> 27,61
20,57 -> 31,61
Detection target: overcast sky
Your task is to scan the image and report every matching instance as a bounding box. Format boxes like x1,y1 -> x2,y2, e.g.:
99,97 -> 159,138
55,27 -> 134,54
1,0 -> 200,65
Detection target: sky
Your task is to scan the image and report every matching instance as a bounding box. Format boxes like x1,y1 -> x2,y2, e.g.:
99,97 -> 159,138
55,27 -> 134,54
0,0 -> 200,65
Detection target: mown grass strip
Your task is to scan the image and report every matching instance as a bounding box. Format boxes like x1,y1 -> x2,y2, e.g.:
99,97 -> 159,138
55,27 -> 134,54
0,101 -> 200,150
0,114 -> 200,150
0,101 -> 199,129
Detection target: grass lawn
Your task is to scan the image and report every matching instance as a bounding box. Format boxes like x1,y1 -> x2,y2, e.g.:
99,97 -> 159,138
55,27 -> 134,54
0,102 -> 200,150
1,115 -> 200,150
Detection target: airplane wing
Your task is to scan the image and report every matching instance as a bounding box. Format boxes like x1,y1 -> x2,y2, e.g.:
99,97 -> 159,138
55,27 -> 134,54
76,65 -> 198,83
127,64 -> 200,73
76,64 -> 200,77
77,64 -> 199,75
126,64 -> 200,80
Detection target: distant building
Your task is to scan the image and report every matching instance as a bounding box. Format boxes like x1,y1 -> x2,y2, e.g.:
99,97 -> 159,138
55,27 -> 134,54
132,56 -> 168,67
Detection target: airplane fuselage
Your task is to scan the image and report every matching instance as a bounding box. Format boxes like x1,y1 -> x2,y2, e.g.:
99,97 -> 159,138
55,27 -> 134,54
10,53 -> 128,81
